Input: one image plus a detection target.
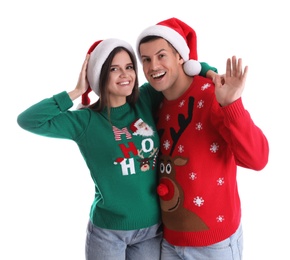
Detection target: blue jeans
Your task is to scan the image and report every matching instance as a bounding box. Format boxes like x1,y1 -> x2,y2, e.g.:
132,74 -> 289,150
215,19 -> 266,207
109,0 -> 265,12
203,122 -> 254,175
85,220 -> 162,260
161,223 -> 243,260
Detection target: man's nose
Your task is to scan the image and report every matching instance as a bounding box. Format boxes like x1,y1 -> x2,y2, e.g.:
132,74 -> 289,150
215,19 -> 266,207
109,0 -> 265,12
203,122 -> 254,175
150,57 -> 161,70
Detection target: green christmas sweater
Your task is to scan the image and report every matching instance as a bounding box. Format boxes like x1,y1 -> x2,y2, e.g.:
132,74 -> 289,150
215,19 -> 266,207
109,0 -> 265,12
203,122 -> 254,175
17,84 -> 163,230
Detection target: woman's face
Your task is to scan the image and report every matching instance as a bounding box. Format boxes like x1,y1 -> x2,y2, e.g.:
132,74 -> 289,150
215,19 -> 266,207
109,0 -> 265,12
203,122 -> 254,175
107,50 -> 136,107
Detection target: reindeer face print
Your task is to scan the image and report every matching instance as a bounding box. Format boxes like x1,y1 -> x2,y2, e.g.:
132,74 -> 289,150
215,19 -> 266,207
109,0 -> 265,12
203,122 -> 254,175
137,148 -> 158,172
157,153 -> 209,231
157,155 -> 187,212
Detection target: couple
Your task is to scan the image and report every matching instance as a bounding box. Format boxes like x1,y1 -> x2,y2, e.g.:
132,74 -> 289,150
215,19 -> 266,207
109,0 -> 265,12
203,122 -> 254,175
17,17 -> 269,260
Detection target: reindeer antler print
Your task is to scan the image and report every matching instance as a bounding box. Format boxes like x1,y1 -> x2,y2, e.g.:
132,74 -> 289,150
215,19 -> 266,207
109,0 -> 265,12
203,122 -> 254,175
170,96 -> 194,155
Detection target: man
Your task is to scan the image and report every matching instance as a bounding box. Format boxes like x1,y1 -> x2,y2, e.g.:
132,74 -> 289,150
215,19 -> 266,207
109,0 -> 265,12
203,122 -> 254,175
136,17 -> 269,260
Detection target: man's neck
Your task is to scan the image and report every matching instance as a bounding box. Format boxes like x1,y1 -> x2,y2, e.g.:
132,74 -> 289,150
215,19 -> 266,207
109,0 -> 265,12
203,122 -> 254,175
162,74 -> 193,101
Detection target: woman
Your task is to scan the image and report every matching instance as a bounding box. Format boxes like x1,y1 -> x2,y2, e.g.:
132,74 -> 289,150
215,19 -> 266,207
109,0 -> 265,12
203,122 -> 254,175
17,38 -> 216,259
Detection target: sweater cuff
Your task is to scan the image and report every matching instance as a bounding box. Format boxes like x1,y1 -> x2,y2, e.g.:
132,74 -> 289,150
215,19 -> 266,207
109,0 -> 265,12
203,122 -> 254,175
221,98 -> 247,121
199,62 -> 218,77
53,91 -> 73,112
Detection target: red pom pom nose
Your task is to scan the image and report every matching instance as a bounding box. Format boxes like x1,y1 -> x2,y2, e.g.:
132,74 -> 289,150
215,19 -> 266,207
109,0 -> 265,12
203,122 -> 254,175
157,183 -> 169,196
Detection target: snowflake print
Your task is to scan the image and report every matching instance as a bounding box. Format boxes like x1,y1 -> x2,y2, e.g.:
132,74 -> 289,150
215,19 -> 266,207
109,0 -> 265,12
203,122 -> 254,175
193,196 -> 204,207
179,100 -> 185,107
216,215 -> 225,222
210,142 -> 219,153
177,145 -> 184,153
195,122 -> 203,131
165,114 -> 170,121
189,172 -> 197,180
217,177 -> 224,186
197,100 -> 204,108
201,83 -> 211,91
163,140 -> 170,150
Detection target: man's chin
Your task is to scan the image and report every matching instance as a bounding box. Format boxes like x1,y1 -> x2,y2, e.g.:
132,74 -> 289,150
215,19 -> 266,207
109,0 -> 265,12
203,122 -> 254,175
148,81 -> 165,92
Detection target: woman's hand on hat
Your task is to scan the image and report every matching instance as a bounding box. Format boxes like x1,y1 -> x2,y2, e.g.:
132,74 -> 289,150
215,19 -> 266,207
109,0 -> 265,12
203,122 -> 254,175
69,54 -> 90,101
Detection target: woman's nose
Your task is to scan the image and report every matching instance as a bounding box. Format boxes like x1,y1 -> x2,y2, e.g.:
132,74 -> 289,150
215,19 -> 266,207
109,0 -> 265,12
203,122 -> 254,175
119,69 -> 127,77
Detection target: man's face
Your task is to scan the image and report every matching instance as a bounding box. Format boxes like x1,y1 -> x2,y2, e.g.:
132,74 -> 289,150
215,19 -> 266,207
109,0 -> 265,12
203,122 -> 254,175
139,38 -> 183,93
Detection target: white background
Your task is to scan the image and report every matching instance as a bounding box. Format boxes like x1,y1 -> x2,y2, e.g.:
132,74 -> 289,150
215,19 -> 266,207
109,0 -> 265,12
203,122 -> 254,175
1,0 -> 289,259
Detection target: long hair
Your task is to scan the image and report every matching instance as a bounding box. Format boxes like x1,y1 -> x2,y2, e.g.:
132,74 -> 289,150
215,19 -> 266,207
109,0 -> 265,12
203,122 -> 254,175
89,47 -> 139,115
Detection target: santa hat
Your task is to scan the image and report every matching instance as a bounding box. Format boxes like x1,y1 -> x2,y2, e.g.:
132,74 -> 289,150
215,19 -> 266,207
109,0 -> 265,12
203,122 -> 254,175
130,118 -> 143,133
79,38 -> 137,108
114,157 -> 125,164
136,17 -> 201,76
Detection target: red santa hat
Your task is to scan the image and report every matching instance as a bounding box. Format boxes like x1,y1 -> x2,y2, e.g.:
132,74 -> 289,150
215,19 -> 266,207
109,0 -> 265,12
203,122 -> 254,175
114,157 -> 125,164
130,118 -> 143,133
136,17 -> 201,76
79,38 -> 137,108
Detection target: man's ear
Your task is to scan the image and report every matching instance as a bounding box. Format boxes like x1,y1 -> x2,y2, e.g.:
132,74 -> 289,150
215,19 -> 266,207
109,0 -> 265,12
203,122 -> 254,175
178,54 -> 184,65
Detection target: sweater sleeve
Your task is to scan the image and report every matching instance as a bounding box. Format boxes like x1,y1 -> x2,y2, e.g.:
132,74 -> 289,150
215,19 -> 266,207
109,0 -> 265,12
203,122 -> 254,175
199,62 -> 218,77
17,91 -> 89,140
213,98 -> 269,171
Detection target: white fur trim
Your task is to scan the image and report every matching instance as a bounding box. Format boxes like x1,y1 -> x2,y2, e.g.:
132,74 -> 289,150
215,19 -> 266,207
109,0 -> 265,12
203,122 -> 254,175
87,38 -> 137,95
134,118 -> 143,126
136,25 -> 189,62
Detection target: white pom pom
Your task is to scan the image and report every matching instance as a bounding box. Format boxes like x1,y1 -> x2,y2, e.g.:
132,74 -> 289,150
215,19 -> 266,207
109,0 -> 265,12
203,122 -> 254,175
183,60 -> 201,76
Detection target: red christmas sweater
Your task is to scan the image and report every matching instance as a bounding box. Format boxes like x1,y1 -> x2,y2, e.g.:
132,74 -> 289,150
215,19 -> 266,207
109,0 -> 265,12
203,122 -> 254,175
156,75 -> 269,246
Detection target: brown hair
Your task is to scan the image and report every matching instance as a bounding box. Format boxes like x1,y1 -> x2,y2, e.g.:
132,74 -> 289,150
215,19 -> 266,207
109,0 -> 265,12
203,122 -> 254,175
138,35 -> 178,55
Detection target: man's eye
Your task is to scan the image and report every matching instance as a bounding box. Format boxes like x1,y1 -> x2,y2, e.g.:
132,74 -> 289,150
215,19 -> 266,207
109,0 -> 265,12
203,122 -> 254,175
142,58 -> 150,63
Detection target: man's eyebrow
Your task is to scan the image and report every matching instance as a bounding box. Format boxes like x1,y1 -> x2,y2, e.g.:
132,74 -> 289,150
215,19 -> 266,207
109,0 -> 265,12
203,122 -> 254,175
141,48 -> 167,58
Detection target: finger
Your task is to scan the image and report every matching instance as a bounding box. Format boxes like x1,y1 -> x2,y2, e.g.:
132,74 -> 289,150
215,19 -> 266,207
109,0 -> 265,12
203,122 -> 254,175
237,58 -> 243,77
221,75 -> 225,85
85,53 -> 90,62
81,54 -> 90,73
232,56 -> 237,76
213,74 -> 223,88
226,58 -> 231,77
242,65 -> 249,81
